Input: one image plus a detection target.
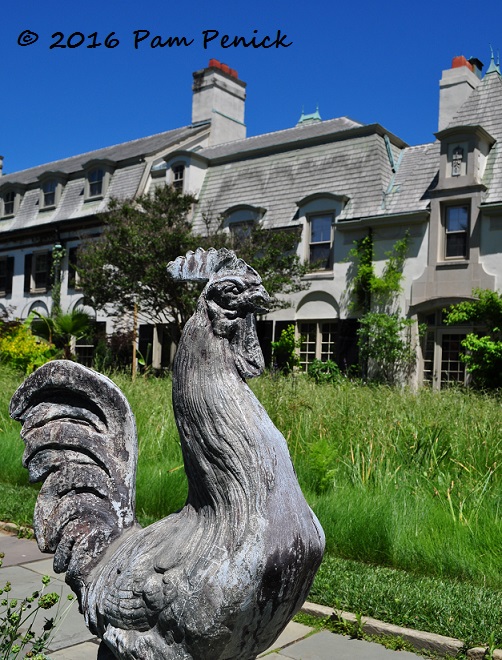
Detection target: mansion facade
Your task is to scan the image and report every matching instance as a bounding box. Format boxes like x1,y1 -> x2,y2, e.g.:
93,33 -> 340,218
1,55 -> 502,387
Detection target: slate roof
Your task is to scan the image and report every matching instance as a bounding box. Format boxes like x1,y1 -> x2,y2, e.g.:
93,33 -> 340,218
364,71 -> 502,217
0,124 -> 209,234
197,117 -> 368,162
446,70 -> 502,204
193,126 -> 401,230
0,124 -> 208,186
380,142 -> 440,216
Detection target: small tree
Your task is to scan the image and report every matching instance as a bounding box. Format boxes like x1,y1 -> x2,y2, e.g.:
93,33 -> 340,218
271,325 -> 301,374
347,231 -> 416,385
78,186 -> 199,342
444,289 -> 502,389
78,186 -> 309,343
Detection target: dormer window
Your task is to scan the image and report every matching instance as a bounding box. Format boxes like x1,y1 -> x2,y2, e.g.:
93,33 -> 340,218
42,180 -> 57,208
3,191 -> 15,216
221,204 -> 265,245
309,214 -> 334,269
172,164 -> 185,191
89,168 -> 104,197
435,126 -> 495,188
38,173 -> 65,210
83,160 -> 114,200
1,186 -> 24,218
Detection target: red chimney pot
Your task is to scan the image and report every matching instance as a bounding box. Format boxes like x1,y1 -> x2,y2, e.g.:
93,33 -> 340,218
451,55 -> 474,72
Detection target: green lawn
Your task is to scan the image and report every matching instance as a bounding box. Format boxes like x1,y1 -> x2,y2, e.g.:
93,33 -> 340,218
1,365 -> 501,647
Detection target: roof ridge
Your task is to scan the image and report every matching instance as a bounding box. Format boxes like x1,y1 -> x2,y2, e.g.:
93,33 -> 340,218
2,124 -> 194,178
201,116 -> 363,153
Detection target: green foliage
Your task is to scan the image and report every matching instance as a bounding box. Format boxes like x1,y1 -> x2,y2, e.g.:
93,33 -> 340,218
78,186 -> 199,340
307,359 -> 342,384
0,320 -> 56,374
444,289 -> 502,389
0,553 -> 75,659
78,186 -> 309,341
357,313 -> 416,385
31,310 -> 92,360
311,554 -> 502,649
347,231 -> 415,384
271,325 -> 301,374
348,231 -> 409,313
50,243 -> 66,318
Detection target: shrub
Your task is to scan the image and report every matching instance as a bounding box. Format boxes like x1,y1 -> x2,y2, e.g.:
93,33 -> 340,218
307,359 -> 342,384
0,321 -> 56,374
271,325 -> 301,374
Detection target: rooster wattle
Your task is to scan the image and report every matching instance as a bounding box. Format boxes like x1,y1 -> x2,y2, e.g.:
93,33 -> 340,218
10,248 -> 325,659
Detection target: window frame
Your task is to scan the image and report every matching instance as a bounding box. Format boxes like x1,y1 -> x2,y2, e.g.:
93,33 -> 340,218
88,167 -> 105,198
297,320 -> 338,370
42,180 -> 57,209
67,246 -> 81,290
443,204 -> 470,260
24,251 -> 52,293
1,186 -> 23,218
308,213 -> 334,270
171,163 -> 185,191
38,173 -> 65,211
2,190 -> 16,217
0,256 -> 14,296
83,160 -> 114,201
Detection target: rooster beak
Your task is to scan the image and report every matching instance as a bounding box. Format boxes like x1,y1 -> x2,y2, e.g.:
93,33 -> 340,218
250,286 -> 271,314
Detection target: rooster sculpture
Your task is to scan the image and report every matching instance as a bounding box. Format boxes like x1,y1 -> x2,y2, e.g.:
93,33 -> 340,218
10,247 -> 325,659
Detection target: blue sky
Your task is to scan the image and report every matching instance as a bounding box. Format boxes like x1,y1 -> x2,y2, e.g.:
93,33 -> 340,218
1,0 -> 501,175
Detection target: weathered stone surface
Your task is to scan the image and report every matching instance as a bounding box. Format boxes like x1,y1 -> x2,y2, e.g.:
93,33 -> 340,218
467,648 -> 502,660
10,247 -> 325,659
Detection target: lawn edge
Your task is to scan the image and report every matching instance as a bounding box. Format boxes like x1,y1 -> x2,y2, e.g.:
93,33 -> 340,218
301,601 -> 502,658
1,522 -> 498,660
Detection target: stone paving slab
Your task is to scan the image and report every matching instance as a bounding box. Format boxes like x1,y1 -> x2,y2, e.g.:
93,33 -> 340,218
0,563 -> 96,652
0,530 -> 431,659
50,640 -> 101,659
278,630 -> 423,659
0,532 -> 47,565
258,621 -> 313,656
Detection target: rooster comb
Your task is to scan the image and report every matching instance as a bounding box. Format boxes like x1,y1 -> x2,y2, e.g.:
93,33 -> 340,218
166,247 -> 259,283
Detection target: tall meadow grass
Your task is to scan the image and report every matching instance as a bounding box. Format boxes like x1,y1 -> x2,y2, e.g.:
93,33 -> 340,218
1,366 -> 501,590
251,376 -> 502,588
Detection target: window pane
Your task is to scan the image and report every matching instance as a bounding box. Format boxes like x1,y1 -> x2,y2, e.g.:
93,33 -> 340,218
320,322 -> 337,361
446,232 -> 467,258
446,206 -> 468,232
310,215 -> 332,243
172,165 -> 184,190
34,253 -> 49,289
89,168 -> 104,196
43,181 -> 56,207
0,259 -> 6,292
298,322 -> 316,370
309,243 -> 331,267
440,334 -> 466,388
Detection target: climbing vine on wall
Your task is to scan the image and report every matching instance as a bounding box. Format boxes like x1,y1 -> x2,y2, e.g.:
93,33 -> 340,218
347,230 -> 417,385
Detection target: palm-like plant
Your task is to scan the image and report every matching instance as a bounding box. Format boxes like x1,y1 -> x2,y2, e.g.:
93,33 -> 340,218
31,310 -> 92,360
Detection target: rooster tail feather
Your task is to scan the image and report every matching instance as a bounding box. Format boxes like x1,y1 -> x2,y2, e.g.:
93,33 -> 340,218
10,360 -> 138,594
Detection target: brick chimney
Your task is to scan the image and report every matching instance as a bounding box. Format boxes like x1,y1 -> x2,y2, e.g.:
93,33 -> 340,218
192,60 -> 246,145
438,55 -> 482,131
